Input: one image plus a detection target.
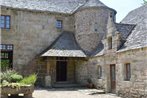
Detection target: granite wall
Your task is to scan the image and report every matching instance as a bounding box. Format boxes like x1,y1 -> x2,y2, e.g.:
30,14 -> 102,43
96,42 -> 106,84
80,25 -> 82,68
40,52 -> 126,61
1,7 -> 75,73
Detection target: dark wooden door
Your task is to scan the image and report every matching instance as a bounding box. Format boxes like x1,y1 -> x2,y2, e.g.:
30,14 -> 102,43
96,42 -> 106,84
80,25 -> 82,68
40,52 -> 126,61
110,64 -> 116,93
56,61 -> 67,82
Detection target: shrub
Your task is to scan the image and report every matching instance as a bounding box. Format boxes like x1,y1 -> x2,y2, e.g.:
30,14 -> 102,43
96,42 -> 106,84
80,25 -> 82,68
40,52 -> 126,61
0,70 -> 17,83
10,74 -> 23,82
19,74 -> 37,85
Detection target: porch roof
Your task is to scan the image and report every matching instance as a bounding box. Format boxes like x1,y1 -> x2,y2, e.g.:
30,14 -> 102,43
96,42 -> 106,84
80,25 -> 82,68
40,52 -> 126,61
41,32 -> 86,57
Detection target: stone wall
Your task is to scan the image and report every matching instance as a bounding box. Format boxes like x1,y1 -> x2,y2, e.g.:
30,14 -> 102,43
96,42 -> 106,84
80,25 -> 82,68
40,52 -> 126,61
67,58 -> 76,83
75,59 -> 88,85
1,7 -> 75,72
76,47 -> 147,96
75,57 -> 107,90
116,47 -> 147,98
35,57 -> 47,87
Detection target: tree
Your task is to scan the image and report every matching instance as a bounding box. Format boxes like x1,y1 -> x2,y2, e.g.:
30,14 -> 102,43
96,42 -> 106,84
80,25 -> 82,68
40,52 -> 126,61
143,0 -> 147,4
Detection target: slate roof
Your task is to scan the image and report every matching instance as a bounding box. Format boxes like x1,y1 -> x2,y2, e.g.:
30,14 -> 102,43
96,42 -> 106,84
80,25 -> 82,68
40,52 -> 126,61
41,32 -> 86,57
115,23 -> 136,40
0,0 -> 114,14
80,0 -> 107,9
118,4 -> 147,52
93,42 -> 104,56
0,0 -> 85,14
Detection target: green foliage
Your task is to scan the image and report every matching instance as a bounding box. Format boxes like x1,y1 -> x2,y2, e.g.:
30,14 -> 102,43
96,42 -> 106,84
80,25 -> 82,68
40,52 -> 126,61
143,0 -> 147,4
0,70 -> 17,83
0,70 -> 37,89
0,60 -> 9,71
19,74 -> 37,85
10,74 -> 23,82
2,80 -> 9,85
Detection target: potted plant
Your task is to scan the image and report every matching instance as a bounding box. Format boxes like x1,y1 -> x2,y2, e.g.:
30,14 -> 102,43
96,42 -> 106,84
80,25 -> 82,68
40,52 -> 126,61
87,78 -> 94,88
0,70 -> 37,98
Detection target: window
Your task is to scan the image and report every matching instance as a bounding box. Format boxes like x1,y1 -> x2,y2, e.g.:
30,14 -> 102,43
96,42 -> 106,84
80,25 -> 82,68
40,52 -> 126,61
108,37 -> 112,49
97,65 -> 102,79
56,20 -> 62,29
0,44 -> 13,69
124,63 -> 131,81
0,44 -> 13,50
0,15 -> 11,29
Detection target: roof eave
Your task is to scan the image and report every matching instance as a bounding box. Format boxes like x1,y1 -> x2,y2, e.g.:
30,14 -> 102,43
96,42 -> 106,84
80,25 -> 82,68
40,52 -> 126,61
1,5 -> 72,15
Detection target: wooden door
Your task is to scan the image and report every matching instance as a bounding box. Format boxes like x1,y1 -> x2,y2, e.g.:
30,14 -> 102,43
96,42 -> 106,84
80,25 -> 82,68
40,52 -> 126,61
56,60 -> 67,82
110,64 -> 116,93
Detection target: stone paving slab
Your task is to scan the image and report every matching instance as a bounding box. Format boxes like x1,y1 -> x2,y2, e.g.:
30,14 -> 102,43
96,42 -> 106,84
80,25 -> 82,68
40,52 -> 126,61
33,88 -> 122,98
78,89 -> 105,95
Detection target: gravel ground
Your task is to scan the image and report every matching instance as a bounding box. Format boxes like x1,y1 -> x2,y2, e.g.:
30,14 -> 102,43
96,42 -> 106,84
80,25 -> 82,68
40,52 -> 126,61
33,88 -> 122,98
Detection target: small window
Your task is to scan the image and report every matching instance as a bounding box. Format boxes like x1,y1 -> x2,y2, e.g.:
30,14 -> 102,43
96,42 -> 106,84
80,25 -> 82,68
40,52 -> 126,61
0,15 -> 11,29
124,63 -> 131,81
97,65 -> 102,79
0,44 -> 13,70
108,37 -> 112,49
56,20 -> 62,29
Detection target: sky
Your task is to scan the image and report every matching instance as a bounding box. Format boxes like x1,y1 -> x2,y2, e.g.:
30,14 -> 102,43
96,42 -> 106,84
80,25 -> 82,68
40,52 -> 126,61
101,0 -> 144,22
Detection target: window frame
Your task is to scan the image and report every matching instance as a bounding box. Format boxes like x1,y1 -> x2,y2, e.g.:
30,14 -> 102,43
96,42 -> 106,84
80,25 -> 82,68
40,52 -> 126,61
0,15 -> 11,29
97,65 -> 102,79
0,44 -> 13,69
124,63 -> 131,81
56,20 -> 63,29
108,37 -> 112,49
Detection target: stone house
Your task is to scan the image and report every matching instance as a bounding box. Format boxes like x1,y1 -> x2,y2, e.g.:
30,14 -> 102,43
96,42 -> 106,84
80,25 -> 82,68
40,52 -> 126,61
1,0 -> 147,97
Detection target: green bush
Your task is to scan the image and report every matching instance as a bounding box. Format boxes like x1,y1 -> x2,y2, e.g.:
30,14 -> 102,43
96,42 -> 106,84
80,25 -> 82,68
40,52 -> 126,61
0,70 -> 17,83
10,74 -> 23,82
19,74 -> 37,85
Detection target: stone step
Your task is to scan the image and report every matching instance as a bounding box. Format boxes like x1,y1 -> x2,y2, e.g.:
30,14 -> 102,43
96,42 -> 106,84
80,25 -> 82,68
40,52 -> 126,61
53,83 -> 83,88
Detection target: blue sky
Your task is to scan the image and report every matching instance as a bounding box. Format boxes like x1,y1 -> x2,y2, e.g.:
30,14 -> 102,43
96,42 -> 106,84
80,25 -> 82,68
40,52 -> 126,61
101,0 -> 144,22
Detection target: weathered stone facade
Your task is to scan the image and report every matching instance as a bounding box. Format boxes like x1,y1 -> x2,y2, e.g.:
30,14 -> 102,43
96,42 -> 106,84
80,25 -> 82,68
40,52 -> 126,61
1,0 -> 147,98
1,7 -> 75,73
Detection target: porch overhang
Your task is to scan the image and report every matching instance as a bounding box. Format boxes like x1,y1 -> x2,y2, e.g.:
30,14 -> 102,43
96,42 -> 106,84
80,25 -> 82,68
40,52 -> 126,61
41,49 -> 86,57
40,32 -> 87,58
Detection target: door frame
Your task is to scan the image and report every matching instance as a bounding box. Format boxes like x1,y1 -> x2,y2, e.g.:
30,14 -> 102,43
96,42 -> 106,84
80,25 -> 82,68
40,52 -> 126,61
56,57 -> 67,82
110,64 -> 116,93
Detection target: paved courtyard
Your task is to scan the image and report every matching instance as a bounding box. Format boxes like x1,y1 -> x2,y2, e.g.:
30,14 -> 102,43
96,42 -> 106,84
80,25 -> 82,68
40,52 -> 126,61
33,88 -> 122,98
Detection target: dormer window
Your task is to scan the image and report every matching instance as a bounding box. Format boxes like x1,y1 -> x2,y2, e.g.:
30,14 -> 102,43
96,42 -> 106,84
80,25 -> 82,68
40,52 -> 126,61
0,15 -> 10,29
108,37 -> 112,49
56,20 -> 62,29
